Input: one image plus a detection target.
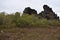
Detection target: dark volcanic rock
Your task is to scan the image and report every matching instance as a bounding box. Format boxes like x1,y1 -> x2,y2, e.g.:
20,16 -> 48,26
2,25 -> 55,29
43,5 -> 53,13
38,5 -> 59,20
23,7 -> 37,15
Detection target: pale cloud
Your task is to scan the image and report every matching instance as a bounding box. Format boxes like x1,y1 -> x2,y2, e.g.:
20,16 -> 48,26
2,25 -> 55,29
0,0 -> 60,16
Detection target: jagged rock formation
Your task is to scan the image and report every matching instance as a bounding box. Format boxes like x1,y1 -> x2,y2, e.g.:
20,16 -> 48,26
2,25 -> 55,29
23,5 -> 59,20
23,7 -> 37,15
38,5 -> 59,20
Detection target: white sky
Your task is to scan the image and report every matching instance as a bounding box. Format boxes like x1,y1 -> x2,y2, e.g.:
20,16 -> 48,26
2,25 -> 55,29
0,0 -> 60,16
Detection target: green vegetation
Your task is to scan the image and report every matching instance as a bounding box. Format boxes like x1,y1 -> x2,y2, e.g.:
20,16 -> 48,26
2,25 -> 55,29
0,5 -> 60,29
0,12 -> 60,29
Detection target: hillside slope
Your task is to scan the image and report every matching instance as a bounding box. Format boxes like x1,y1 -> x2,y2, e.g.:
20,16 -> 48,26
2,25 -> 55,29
0,27 -> 60,40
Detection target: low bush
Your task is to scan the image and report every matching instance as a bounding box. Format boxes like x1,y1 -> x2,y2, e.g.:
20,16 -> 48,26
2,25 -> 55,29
0,12 -> 60,28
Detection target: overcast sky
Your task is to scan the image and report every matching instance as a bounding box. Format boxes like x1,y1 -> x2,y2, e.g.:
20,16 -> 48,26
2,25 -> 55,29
0,0 -> 60,16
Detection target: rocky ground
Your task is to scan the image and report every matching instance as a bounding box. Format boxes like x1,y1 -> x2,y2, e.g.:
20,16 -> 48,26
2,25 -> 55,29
0,26 -> 60,40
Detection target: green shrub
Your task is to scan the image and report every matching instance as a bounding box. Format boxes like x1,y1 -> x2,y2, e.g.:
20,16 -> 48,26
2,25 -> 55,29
0,12 -> 60,29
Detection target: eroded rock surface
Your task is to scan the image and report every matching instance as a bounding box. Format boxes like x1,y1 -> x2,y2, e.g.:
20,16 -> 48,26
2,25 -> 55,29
38,5 -> 59,20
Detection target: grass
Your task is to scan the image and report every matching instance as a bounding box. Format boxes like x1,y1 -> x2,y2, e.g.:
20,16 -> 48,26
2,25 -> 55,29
0,27 -> 60,40
0,10 -> 60,40
0,14 -> 60,29
0,13 -> 60,40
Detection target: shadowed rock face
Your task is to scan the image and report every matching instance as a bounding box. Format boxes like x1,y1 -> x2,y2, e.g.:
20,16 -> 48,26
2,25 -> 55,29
23,5 -> 59,20
43,5 -> 53,13
23,7 -> 37,15
38,5 -> 59,20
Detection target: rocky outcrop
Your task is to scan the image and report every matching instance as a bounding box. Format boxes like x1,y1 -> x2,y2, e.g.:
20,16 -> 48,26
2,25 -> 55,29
23,5 -> 59,20
38,5 -> 59,20
23,7 -> 37,15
